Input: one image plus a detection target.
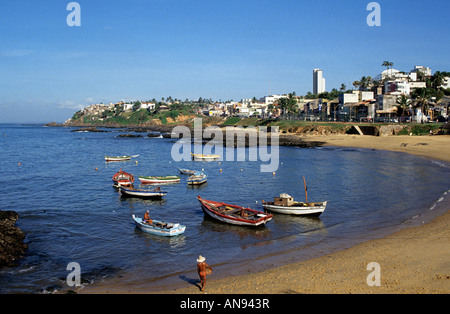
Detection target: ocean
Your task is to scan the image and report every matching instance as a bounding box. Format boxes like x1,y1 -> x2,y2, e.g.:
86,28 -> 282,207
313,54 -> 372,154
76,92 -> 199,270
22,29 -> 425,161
0,124 -> 449,293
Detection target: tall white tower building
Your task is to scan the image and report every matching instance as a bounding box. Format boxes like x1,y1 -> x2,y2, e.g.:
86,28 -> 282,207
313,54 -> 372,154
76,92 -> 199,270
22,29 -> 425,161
313,69 -> 326,95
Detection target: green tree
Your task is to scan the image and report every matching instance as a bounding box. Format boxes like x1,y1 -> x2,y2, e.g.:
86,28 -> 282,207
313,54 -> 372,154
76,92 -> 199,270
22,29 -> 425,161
395,95 -> 411,118
431,71 -> 445,89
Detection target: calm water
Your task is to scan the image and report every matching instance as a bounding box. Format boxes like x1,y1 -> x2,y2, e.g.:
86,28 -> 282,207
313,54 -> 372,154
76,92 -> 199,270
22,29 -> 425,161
0,124 -> 449,293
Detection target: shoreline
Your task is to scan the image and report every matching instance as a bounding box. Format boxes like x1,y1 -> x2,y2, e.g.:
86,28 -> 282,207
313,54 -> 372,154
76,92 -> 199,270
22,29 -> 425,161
81,134 -> 450,294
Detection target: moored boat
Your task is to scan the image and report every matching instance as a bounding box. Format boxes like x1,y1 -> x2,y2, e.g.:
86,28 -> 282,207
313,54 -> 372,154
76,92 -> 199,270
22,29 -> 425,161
262,177 -> 328,216
138,175 -> 181,184
187,172 -> 207,185
262,194 -> 327,216
132,215 -> 186,237
178,168 -> 197,175
112,169 -> 134,186
191,153 -> 220,161
105,154 -> 139,162
119,186 -> 167,198
197,196 -> 273,227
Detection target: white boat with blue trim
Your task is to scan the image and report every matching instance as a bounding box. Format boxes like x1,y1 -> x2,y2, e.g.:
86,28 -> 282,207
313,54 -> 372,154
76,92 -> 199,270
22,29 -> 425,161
132,215 -> 186,237
187,171 -> 207,185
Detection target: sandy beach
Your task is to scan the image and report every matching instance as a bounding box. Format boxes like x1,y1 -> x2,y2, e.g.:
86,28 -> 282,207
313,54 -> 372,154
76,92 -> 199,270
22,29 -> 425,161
83,134 -> 450,294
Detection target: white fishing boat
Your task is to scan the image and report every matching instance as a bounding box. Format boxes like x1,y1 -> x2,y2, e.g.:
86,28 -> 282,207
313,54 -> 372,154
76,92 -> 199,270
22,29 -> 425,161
262,177 -> 327,216
187,172 -> 207,185
105,154 -> 139,162
191,153 -> 220,161
119,186 -> 167,198
262,195 -> 327,216
132,215 -> 186,237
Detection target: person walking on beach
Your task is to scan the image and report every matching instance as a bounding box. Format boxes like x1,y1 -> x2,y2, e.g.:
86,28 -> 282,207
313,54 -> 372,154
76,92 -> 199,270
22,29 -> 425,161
196,255 -> 212,292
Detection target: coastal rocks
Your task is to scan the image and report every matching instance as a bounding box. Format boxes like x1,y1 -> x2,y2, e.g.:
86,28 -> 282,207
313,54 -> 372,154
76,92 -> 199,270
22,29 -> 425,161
0,211 -> 28,267
116,134 -> 143,138
71,127 -> 108,133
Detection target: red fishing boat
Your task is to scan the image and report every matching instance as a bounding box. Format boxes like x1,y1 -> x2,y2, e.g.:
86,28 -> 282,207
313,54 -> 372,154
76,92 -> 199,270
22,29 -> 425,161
197,196 -> 273,227
112,169 -> 134,186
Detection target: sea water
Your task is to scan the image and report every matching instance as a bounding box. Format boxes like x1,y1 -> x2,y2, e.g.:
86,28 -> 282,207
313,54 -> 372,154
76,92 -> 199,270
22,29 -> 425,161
0,124 -> 449,293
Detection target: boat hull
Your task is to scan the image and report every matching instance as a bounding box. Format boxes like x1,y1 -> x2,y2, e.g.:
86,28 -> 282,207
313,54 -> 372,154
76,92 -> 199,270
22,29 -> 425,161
187,173 -> 208,185
119,187 -> 167,198
191,153 -> 220,161
132,215 -> 186,237
179,168 -> 197,175
105,156 -> 131,162
198,197 -> 272,227
187,178 -> 207,185
138,176 -> 180,184
262,201 -> 327,216
112,169 -> 134,186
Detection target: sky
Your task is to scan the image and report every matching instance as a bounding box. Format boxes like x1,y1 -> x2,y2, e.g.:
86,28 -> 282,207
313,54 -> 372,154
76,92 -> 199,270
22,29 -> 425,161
0,0 -> 449,123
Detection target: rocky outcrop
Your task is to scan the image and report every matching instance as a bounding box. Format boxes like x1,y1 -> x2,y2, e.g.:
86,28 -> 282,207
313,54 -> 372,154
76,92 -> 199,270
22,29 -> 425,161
0,211 -> 27,267
70,127 -> 108,132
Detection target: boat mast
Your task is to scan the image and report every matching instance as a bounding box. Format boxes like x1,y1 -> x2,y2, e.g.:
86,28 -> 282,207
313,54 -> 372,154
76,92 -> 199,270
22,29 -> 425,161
303,176 -> 308,204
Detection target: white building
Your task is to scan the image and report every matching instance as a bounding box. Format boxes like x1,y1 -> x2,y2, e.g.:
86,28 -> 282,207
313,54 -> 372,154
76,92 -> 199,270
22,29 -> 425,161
260,94 -> 286,106
313,69 -> 326,95
385,81 -> 411,96
140,102 -> 156,110
123,103 -> 134,111
441,77 -> 450,90
410,66 -> 432,77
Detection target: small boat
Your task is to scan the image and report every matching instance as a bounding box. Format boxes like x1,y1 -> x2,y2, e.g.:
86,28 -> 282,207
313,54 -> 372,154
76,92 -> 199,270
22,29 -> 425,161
178,168 -> 197,175
138,175 -> 181,184
262,194 -> 327,216
187,172 -> 207,185
262,177 -> 327,216
191,153 -> 220,161
119,186 -> 167,198
132,215 -> 186,237
112,169 -> 134,186
105,155 -> 139,162
197,196 -> 273,227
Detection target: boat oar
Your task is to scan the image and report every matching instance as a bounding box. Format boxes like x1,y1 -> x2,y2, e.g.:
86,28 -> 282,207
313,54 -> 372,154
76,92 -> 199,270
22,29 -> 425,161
303,176 -> 308,204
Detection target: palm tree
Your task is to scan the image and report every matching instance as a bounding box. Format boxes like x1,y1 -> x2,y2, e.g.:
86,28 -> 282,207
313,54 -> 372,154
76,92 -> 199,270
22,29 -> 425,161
395,95 -> 412,118
340,83 -> 346,92
431,71 -> 445,89
353,80 -> 361,91
382,61 -> 393,70
382,61 -> 394,80
414,88 -> 431,123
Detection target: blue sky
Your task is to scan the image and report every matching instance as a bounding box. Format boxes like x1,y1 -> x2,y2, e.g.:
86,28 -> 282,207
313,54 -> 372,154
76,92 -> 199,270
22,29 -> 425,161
0,0 -> 449,123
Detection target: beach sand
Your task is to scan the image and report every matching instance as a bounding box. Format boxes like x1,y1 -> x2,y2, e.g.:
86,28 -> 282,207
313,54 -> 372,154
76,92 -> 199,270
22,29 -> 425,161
82,134 -> 450,294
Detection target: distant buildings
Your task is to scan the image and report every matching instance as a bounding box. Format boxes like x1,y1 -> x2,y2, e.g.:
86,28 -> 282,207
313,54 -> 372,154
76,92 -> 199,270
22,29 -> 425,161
313,69 -> 326,95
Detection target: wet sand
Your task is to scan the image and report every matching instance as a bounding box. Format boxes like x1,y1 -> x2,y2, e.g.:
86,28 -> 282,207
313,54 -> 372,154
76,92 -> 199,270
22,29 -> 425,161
83,134 -> 450,294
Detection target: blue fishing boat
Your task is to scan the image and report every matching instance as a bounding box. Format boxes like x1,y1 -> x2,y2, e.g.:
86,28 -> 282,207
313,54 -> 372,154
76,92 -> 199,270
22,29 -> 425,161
132,215 -> 186,237
187,171 -> 207,185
